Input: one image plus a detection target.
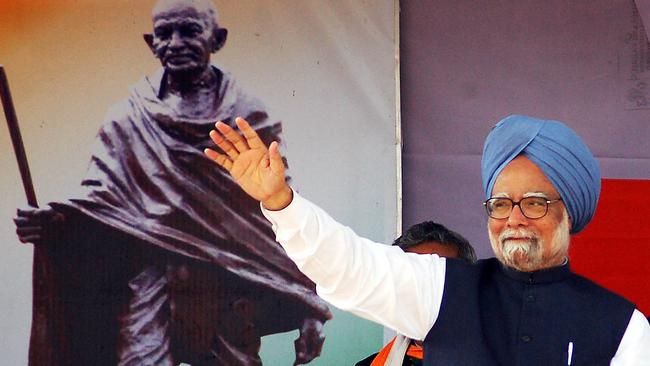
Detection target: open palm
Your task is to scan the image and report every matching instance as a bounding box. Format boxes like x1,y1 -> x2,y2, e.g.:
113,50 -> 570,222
204,117 -> 291,209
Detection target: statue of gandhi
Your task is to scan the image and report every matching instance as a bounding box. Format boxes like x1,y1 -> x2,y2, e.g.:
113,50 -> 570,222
14,1 -> 331,365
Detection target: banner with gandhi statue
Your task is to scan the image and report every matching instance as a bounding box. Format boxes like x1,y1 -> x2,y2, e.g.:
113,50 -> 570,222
0,1 -> 397,365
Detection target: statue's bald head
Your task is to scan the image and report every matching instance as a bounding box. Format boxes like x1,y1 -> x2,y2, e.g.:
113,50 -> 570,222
152,0 -> 220,29
145,0 -> 227,77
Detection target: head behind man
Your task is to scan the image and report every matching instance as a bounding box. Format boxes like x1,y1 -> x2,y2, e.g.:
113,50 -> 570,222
481,115 -> 600,272
394,221 -> 477,263
144,0 -> 227,83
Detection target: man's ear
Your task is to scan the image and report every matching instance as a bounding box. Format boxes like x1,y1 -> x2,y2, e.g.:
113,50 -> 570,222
143,33 -> 156,54
212,28 -> 228,52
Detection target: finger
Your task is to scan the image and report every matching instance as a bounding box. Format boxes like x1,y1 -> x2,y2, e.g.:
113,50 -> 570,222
16,227 -> 44,237
204,148 -> 234,171
294,352 -> 313,365
216,120 -> 250,153
33,208 -> 56,219
310,336 -> 324,356
293,338 -> 307,366
14,216 -> 44,227
304,335 -> 323,359
236,117 -> 266,149
16,232 -> 42,244
13,217 -> 30,226
209,129 -> 240,160
16,208 -> 35,217
268,141 -> 285,175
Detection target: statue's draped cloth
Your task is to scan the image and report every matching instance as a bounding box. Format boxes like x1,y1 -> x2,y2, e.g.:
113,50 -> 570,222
30,67 -> 330,365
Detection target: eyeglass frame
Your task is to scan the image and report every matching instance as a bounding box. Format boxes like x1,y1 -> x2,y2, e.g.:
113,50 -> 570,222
483,196 -> 563,220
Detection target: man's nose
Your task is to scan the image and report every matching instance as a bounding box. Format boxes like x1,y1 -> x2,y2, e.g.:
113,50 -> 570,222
506,204 -> 528,227
169,31 -> 184,49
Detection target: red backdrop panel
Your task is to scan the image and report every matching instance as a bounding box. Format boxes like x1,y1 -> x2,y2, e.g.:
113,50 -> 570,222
570,179 -> 650,315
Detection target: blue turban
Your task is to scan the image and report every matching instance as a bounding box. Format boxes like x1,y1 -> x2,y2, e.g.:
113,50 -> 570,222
481,115 -> 600,234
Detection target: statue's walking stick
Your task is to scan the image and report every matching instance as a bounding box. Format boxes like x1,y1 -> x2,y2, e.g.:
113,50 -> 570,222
0,65 -> 56,365
0,64 -> 38,207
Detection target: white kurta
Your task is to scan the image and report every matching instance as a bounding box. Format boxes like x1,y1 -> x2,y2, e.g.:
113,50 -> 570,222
262,191 -> 650,365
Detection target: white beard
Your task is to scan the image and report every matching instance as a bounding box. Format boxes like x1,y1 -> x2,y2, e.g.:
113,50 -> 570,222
489,212 -> 570,272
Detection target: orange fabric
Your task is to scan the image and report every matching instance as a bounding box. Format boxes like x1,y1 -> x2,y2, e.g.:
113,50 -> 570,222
369,338 -> 396,366
370,337 -> 423,366
405,343 -> 423,359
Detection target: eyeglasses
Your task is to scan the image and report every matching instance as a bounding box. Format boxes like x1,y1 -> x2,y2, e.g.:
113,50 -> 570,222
483,197 -> 562,220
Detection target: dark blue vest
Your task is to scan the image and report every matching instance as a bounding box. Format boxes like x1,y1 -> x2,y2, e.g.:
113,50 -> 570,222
423,258 -> 634,366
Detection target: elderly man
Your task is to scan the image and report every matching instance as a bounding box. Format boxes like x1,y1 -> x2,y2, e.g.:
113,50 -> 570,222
14,1 -> 330,365
205,115 -> 650,365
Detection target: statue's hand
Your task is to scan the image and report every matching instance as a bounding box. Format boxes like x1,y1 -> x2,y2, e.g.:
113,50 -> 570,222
13,206 -> 65,244
205,117 -> 292,210
293,318 -> 325,365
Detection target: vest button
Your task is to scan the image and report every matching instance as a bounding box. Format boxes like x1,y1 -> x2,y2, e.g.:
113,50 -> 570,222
526,294 -> 535,302
521,335 -> 532,343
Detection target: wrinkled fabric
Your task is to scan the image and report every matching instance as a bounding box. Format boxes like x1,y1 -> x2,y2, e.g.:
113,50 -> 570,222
481,115 -> 600,233
117,265 -> 173,366
67,66 -> 330,320
29,66 -> 330,365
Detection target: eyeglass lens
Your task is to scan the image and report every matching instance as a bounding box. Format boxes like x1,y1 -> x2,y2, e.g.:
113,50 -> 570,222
486,197 -> 549,219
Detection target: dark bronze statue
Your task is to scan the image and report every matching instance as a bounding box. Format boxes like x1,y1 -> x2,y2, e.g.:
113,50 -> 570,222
13,1 -> 331,365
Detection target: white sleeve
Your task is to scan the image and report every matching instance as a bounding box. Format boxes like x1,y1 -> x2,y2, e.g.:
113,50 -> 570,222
610,309 -> 650,365
261,190 -> 446,340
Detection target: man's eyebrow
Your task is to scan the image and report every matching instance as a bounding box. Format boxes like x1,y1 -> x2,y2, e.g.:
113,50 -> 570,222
154,18 -> 205,27
492,192 -> 510,198
523,192 -> 549,198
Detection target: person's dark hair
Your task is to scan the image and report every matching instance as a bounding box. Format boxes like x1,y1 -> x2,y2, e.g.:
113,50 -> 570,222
393,221 -> 477,263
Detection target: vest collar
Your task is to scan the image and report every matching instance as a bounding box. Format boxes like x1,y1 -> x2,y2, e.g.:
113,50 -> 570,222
500,260 -> 571,284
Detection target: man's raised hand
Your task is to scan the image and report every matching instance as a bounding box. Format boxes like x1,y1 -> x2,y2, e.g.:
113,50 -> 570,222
204,117 -> 293,210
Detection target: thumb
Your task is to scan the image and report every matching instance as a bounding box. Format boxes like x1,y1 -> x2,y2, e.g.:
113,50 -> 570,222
293,341 -> 306,366
268,141 -> 285,175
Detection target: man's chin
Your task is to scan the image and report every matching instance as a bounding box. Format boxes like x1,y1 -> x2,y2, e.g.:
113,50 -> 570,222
509,257 -> 535,272
500,249 -> 539,272
497,257 -> 530,272
164,63 -> 203,76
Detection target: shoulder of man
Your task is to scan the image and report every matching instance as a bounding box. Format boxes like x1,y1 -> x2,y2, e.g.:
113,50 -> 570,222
97,69 -> 164,132
568,272 -> 636,310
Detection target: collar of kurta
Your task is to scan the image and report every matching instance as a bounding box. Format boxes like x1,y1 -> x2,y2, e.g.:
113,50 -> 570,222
500,261 -> 571,284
